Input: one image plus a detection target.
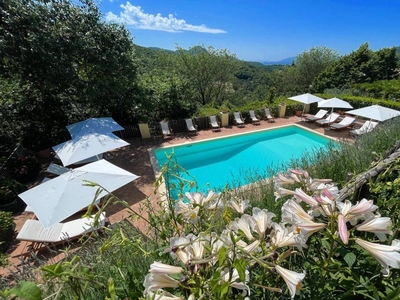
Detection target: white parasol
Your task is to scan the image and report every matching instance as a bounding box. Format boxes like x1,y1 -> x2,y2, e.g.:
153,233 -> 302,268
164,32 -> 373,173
18,159 -> 139,228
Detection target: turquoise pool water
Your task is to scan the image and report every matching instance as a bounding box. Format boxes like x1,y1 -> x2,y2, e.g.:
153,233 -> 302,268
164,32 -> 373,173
154,125 -> 335,194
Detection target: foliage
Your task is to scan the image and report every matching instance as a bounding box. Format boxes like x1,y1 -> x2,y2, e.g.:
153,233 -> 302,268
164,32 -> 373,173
368,157 -> 400,234
175,44 -> 238,106
0,0 -> 140,148
5,155 -> 41,183
269,47 -> 339,96
353,78 -> 400,100
312,43 -> 399,93
0,211 -> 14,235
0,178 -> 27,205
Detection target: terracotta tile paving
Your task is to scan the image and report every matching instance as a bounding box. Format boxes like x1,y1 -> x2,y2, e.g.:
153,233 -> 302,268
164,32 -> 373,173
1,115 -> 355,277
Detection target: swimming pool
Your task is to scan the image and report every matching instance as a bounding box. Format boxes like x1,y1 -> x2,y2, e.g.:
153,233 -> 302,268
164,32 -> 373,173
153,125 -> 336,194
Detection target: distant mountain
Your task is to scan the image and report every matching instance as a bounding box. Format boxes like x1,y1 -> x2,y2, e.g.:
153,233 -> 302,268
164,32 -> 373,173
262,57 -> 295,66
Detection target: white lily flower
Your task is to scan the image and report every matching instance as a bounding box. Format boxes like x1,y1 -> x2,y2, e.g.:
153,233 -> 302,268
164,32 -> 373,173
185,191 -> 219,207
274,187 -> 296,201
169,236 -> 191,264
282,199 -> 313,224
355,215 -> 393,242
296,220 -> 326,241
275,265 -> 306,299
270,223 -> 306,250
227,198 -> 250,214
236,239 -> 261,254
275,173 -> 296,185
337,213 -> 349,245
355,238 -> 400,276
294,188 -> 319,207
221,268 -> 250,297
149,262 -> 183,274
143,273 -> 180,293
145,289 -> 184,300
188,234 -> 206,259
211,230 -> 233,254
228,215 -> 255,241
174,200 -> 200,224
251,207 -> 275,237
344,199 -> 378,225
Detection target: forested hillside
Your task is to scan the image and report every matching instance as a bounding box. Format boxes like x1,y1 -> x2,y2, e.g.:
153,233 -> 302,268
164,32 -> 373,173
0,0 -> 399,155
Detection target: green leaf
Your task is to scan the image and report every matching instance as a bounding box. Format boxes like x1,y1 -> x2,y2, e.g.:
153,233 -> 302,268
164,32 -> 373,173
218,247 -> 227,267
343,252 -> 357,268
9,281 -> 42,300
233,259 -> 246,282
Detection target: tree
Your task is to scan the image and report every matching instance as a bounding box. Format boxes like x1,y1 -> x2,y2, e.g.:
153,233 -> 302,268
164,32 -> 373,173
312,43 -> 398,93
293,46 -> 339,91
0,0 -> 139,150
175,45 -> 237,106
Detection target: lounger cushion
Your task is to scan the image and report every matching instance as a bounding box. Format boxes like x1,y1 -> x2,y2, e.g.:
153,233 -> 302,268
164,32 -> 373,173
17,213 -> 106,243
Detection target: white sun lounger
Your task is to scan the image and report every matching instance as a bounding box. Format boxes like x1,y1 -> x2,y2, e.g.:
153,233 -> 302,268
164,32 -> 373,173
185,118 -> 198,134
349,120 -> 378,136
46,163 -> 71,176
160,121 -> 173,138
16,213 -> 107,243
316,112 -> 340,126
264,108 -> 275,122
233,112 -> 245,127
305,109 -> 328,122
330,116 -> 356,130
209,116 -> 221,132
249,110 -> 261,125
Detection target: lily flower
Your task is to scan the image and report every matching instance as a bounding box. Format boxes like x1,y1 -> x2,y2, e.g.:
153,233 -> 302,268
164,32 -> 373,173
227,197 -> 250,214
355,215 -> 393,242
236,239 -> 261,254
145,289 -> 184,300
270,223 -> 307,250
221,268 -> 250,297
337,213 -> 349,245
275,173 -> 296,185
149,261 -> 183,274
143,273 -> 180,293
355,238 -> 400,276
296,220 -> 326,241
282,199 -> 313,224
294,188 -> 319,207
275,265 -> 306,299
251,207 -> 275,238
174,200 -> 200,224
228,215 -> 255,241
274,187 -> 296,201
344,199 -> 378,225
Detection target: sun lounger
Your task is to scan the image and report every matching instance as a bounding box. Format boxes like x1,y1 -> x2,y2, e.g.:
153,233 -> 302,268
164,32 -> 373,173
329,116 -> 356,130
249,110 -> 261,125
233,112 -> 245,127
185,118 -> 198,135
46,163 -> 70,176
316,113 -> 340,126
16,213 -> 107,244
209,116 -> 221,132
305,109 -> 328,122
349,120 -> 378,137
160,121 -> 173,138
264,108 -> 275,122
54,153 -> 103,165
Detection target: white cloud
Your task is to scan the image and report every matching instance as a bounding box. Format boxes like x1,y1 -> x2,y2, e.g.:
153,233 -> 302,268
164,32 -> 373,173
105,3 -> 226,34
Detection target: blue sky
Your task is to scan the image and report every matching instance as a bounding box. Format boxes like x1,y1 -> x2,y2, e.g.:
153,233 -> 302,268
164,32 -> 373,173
100,0 -> 400,62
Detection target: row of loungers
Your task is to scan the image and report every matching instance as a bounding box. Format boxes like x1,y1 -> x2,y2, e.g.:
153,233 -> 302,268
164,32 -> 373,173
305,109 -> 379,135
160,108 -> 276,138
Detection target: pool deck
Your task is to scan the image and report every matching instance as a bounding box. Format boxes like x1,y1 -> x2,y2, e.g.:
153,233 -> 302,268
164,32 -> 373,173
2,115 -> 355,275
